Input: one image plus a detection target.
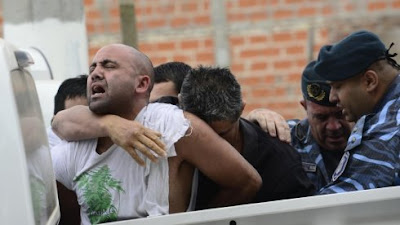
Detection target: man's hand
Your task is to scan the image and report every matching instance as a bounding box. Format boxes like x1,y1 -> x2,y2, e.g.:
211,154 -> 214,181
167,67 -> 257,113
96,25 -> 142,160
245,108 -> 291,143
100,115 -> 167,166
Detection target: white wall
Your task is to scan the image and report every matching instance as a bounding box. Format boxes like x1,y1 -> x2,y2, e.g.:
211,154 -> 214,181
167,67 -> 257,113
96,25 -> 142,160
35,80 -> 63,128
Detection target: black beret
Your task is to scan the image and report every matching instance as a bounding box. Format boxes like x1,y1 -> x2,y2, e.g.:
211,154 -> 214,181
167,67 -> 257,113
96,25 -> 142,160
315,30 -> 387,81
302,61 -> 336,106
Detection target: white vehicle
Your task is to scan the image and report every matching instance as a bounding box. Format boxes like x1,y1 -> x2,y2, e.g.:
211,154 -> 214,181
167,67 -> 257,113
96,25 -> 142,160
1,38 -> 400,225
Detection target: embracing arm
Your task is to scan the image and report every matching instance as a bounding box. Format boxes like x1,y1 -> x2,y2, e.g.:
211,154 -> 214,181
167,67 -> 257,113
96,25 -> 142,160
245,108 -> 291,143
52,105 -> 166,165
175,112 -> 262,207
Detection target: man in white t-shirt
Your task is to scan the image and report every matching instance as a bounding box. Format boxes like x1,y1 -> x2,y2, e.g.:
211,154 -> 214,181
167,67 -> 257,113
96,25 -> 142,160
47,75 -> 88,148
51,44 -> 261,224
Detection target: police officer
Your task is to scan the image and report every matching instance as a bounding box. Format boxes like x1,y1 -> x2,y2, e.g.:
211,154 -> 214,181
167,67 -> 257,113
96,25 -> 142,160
315,30 -> 400,194
289,61 -> 353,192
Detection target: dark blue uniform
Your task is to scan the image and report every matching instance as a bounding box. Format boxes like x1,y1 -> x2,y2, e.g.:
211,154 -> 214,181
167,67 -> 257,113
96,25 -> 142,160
319,75 -> 400,194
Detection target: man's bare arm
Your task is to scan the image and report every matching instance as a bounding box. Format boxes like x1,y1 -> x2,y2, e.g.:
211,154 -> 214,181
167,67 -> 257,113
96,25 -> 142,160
175,112 -> 262,207
245,108 -> 291,143
52,105 -> 166,165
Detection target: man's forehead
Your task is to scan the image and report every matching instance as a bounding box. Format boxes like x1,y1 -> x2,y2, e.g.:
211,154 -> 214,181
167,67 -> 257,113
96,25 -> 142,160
92,45 -> 133,63
309,102 -> 341,114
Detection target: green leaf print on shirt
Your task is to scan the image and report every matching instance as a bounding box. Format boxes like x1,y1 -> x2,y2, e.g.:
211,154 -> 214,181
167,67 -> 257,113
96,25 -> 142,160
75,165 -> 125,225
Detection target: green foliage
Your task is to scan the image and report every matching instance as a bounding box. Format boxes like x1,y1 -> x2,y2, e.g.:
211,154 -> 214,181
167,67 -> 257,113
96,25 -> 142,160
75,165 -> 124,224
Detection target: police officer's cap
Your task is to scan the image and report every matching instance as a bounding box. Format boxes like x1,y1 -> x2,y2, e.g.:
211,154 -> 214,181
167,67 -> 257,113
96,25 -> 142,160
315,30 -> 392,81
301,60 -> 336,106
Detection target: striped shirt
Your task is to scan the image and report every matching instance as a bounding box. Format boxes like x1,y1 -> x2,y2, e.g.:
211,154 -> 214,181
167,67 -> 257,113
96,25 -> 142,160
319,75 -> 400,194
289,119 -> 341,192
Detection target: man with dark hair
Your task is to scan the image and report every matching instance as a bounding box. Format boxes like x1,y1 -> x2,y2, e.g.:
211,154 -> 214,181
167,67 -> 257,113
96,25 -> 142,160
48,75 -> 88,148
53,74 -> 88,115
150,61 -> 191,104
51,44 -> 261,224
314,30 -> 400,194
179,66 -> 315,209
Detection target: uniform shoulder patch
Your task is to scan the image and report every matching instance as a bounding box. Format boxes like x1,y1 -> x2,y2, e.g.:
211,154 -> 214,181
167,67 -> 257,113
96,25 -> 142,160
332,151 -> 350,182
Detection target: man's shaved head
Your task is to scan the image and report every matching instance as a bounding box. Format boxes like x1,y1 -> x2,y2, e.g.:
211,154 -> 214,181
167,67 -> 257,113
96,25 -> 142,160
96,44 -> 155,92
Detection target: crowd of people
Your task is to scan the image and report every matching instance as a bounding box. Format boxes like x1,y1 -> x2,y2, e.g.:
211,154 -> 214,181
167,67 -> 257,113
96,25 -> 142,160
48,30 -> 400,225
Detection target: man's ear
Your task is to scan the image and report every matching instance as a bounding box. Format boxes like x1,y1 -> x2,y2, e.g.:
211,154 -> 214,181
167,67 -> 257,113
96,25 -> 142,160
300,99 -> 307,110
241,100 -> 246,115
136,75 -> 151,94
178,93 -> 182,103
363,70 -> 379,93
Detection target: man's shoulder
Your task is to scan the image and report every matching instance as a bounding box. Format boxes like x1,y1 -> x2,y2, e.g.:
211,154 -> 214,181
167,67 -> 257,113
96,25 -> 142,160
240,118 -> 301,163
142,103 -> 190,150
50,139 -> 97,156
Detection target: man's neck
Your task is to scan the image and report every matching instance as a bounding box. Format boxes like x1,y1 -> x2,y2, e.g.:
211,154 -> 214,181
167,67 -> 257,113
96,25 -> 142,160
227,121 -> 244,154
95,102 -> 148,154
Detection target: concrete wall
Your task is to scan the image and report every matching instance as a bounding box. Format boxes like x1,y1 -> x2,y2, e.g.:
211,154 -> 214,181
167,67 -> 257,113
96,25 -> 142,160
2,0 -> 400,119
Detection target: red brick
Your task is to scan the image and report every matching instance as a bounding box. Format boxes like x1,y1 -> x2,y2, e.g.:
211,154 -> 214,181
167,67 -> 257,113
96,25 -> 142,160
319,29 -> 329,39
226,1 -> 236,9
251,88 -> 272,98
154,5 -> 174,14
194,15 -> 211,25
273,60 -> 293,69
157,42 -> 176,51
295,58 -> 307,67
272,32 -> 293,42
240,48 -> 280,58
109,7 -> 119,17
393,0 -> 400,8
273,9 -> 294,19
285,0 -> 304,4
243,103 -> 264,114
268,0 -> 279,5
264,75 -> 276,84
249,35 -> 268,44
84,0 -> 94,6
286,46 -> 305,55
250,11 -> 268,21
147,19 -> 166,28
89,46 -> 101,59
97,23 -> 105,33
172,54 -> 191,62
239,0 -> 258,7
86,23 -> 95,33
171,17 -> 189,27
109,21 -> 120,33
286,72 -> 301,82
298,7 -> 317,17
86,10 -> 101,20
136,21 -> 145,31
204,39 -> 214,49
295,30 -> 308,40
250,62 -> 268,70
150,56 -> 168,66
231,63 -> 245,72
196,51 -> 214,62
203,0 -> 211,11
345,3 -> 355,12
269,101 -> 298,111
322,5 -> 333,15
368,2 -> 387,11
138,43 -> 155,52
182,2 -> 198,12
180,40 -> 200,50
227,12 -> 247,22
230,37 -> 245,46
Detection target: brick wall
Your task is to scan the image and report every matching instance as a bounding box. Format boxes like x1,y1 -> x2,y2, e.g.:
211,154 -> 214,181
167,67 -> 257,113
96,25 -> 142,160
3,0 -> 400,119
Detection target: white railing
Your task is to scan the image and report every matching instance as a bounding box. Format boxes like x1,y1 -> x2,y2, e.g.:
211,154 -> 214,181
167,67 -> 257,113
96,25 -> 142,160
107,186 -> 400,225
